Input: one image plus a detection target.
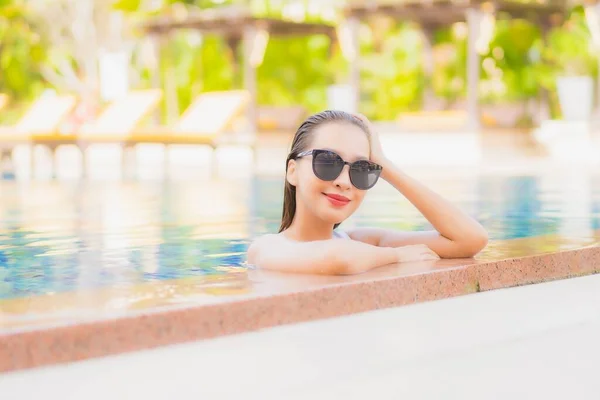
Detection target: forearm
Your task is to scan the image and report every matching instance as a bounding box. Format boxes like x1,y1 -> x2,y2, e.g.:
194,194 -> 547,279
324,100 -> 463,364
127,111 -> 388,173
335,239 -> 398,275
252,237 -> 397,275
381,161 -> 488,242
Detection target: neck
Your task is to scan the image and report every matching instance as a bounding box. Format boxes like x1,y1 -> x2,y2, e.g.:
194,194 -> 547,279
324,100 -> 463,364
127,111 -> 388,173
284,201 -> 335,242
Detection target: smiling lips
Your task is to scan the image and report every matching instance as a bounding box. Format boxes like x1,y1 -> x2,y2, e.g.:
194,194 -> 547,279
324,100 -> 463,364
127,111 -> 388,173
323,193 -> 350,207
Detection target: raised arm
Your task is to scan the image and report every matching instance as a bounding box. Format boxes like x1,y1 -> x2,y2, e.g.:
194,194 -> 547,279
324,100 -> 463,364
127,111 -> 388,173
247,235 -> 439,275
348,161 -> 488,258
350,114 -> 488,259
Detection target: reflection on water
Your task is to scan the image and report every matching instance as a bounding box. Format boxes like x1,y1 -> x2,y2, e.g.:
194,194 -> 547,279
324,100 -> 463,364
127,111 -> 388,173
0,172 -> 599,300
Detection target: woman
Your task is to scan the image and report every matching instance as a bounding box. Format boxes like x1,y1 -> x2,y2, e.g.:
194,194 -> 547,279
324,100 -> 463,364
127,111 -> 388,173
247,110 -> 488,275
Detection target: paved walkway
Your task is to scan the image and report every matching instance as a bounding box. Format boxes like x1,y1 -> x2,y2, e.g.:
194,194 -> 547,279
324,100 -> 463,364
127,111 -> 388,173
2,273 -> 599,399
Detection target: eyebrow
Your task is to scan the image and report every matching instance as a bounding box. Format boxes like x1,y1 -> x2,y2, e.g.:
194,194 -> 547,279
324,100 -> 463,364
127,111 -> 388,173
321,148 -> 369,161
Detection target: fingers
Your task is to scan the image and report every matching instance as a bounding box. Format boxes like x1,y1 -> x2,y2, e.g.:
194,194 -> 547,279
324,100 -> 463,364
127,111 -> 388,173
353,114 -> 378,139
419,248 -> 440,260
352,113 -> 370,126
395,244 -> 440,263
421,252 -> 441,260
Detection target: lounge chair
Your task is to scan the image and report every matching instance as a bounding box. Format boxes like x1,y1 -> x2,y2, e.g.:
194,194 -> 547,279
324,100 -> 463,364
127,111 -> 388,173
257,105 -> 307,136
257,105 -> 307,133
0,94 -> 77,171
396,110 -> 468,131
130,90 -> 250,145
396,108 -> 502,131
128,90 -> 251,171
31,89 -> 163,176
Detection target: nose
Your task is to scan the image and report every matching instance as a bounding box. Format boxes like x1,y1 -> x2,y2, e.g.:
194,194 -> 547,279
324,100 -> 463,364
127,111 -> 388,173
332,164 -> 352,190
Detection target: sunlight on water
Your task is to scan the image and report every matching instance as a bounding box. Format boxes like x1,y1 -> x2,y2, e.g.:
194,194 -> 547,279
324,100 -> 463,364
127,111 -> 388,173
0,172 -> 599,299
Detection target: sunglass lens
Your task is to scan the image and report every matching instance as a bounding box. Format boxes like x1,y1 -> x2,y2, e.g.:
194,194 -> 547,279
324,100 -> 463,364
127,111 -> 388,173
350,160 -> 381,190
313,151 -> 344,181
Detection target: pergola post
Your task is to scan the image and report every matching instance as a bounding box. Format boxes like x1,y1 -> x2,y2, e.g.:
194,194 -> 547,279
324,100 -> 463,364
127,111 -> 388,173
149,34 -> 162,125
421,26 -> 438,111
538,23 -> 552,124
160,34 -> 179,125
466,8 -> 482,131
584,3 -> 600,118
243,27 -> 257,134
347,16 -> 361,113
242,25 -> 269,135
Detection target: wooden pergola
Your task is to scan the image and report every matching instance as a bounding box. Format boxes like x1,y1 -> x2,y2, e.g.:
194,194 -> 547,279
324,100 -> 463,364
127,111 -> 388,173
141,6 -> 337,132
342,0 -> 573,130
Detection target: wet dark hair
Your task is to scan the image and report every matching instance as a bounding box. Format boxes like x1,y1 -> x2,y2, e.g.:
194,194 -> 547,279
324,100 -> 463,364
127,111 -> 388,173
278,110 -> 371,233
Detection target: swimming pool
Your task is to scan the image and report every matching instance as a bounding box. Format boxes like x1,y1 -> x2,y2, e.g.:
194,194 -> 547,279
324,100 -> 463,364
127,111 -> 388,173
0,171 -> 599,300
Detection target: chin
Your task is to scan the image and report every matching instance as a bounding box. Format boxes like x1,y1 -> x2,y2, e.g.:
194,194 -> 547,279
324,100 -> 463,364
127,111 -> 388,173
318,209 -> 351,225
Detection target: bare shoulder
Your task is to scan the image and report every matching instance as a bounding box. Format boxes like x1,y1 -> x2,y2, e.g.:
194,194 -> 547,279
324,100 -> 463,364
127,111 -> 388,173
246,233 -> 285,264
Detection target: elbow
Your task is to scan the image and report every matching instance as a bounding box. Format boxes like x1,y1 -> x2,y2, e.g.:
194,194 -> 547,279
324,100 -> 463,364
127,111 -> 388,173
312,259 -> 351,275
462,231 -> 489,258
475,230 -> 489,252
323,242 -> 355,275
327,255 -> 351,276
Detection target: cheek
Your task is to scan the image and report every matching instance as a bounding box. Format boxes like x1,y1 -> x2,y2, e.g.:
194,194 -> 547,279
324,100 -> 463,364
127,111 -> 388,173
349,191 -> 366,210
298,173 -> 326,198
354,190 -> 367,202
297,164 -> 323,191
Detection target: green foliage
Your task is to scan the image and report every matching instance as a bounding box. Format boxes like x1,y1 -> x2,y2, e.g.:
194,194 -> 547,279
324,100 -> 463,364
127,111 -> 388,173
148,32 -> 236,120
172,33 -> 235,114
544,6 -> 597,77
113,0 -> 144,13
0,0 -> 48,102
360,22 -> 425,118
257,35 -> 334,112
430,27 -> 467,107
485,18 -> 542,101
3,0 -> 600,123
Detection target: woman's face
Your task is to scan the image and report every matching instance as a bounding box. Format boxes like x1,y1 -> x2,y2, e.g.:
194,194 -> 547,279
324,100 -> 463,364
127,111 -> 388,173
288,121 -> 371,226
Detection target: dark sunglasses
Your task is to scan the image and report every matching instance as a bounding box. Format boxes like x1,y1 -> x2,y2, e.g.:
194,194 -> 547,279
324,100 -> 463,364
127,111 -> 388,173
295,149 -> 382,190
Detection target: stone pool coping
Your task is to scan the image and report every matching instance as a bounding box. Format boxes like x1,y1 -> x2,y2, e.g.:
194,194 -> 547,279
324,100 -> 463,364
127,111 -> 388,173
1,240 -> 599,374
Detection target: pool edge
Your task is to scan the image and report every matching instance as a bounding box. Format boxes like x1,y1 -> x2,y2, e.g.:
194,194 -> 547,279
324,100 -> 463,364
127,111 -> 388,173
1,245 -> 599,374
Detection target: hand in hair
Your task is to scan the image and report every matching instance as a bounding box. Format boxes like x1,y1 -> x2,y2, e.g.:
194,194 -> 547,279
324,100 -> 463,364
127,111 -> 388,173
352,113 -> 386,165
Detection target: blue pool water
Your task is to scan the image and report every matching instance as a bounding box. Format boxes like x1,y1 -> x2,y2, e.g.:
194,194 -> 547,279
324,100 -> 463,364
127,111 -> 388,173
0,173 -> 599,299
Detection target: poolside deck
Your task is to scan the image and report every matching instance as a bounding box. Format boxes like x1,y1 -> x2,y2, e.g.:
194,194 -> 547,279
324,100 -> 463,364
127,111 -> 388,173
3,273 -> 599,399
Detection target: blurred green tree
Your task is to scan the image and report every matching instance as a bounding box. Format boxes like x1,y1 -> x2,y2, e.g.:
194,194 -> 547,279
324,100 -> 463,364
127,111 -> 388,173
0,0 -> 48,103
1,0 -> 598,123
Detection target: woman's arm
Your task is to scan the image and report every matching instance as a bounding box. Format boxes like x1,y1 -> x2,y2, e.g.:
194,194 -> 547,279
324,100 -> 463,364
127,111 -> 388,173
247,235 -> 439,275
349,114 -> 488,259
349,165 -> 489,259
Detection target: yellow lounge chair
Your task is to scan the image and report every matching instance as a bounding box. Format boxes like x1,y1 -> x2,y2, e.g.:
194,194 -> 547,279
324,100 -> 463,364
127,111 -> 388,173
32,89 -> 163,146
129,90 -> 251,146
0,93 -> 77,153
396,109 -> 501,131
396,110 -> 469,131
77,89 -> 164,144
30,89 -> 162,177
257,105 -> 307,133
128,90 -> 251,173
